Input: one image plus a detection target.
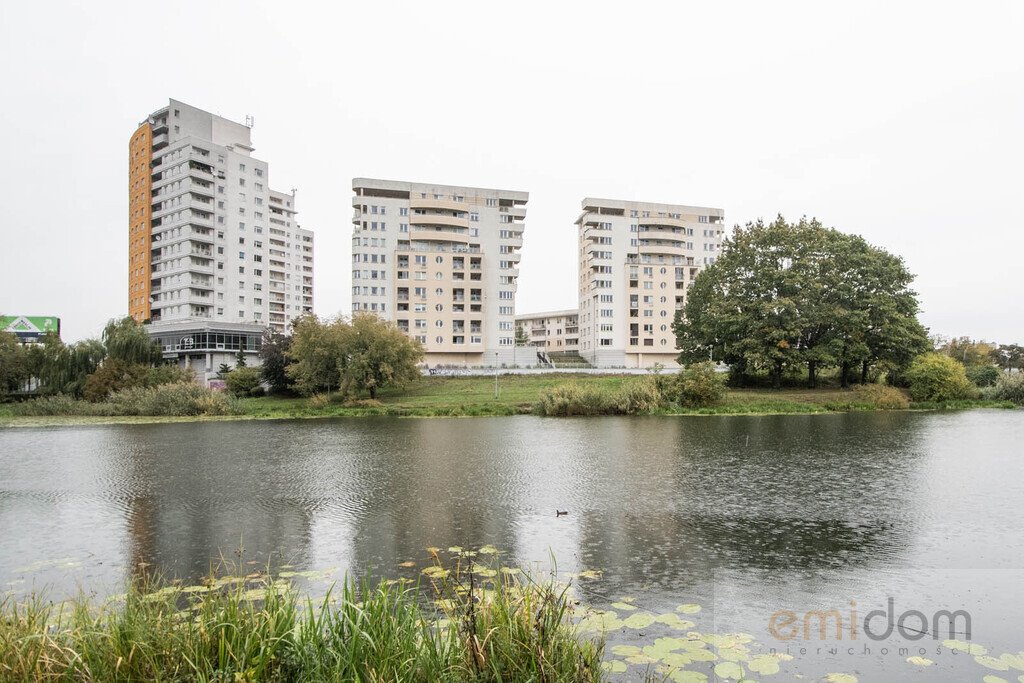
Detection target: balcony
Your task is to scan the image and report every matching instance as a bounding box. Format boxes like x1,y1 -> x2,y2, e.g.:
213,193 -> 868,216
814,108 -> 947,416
409,213 -> 470,229
409,198 -> 469,213
410,228 -> 470,244
638,216 -> 687,229
638,242 -> 687,257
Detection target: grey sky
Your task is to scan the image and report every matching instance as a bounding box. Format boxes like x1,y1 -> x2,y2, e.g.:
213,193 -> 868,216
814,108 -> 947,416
1,1 -> 1021,343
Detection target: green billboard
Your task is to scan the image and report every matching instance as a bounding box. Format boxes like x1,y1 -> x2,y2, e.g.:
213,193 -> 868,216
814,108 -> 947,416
1,315 -> 61,343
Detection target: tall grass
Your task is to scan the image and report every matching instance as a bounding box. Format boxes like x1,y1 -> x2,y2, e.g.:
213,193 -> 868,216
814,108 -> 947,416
7,383 -> 241,418
0,560 -> 602,682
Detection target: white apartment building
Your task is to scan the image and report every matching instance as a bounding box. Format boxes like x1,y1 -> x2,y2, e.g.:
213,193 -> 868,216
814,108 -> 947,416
515,310 -> 579,353
351,178 -> 527,366
576,198 -> 724,368
129,99 -> 313,335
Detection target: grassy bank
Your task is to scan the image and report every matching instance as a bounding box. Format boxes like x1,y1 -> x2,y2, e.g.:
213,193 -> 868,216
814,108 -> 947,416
1,374 -> 1016,427
0,560 -> 602,682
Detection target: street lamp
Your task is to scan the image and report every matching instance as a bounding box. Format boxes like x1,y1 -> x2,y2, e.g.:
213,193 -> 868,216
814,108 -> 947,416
494,351 -> 500,399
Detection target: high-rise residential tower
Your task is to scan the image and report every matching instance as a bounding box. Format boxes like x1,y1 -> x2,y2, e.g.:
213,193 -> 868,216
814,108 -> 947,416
575,198 -> 724,368
129,99 -> 313,334
351,178 -> 527,366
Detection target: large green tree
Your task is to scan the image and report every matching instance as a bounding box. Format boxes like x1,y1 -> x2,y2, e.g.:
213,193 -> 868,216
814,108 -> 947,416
286,313 -> 423,398
338,313 -> 423,399
0,330 -> 31,397
102,317 -> 162,364
259,330 -> 294,394
674,215 -> 928,388
286,314 -> 349,395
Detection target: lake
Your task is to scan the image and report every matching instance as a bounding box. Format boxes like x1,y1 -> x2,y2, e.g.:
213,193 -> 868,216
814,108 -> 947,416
2,410 -> 1023,681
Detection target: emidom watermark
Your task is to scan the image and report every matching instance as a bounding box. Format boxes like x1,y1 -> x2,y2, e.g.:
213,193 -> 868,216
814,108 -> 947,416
768,598 -> 970,643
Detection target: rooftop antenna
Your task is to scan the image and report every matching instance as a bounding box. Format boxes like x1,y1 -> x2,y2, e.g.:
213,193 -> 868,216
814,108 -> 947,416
244,115 -> 254,128
291,187 -> 298,197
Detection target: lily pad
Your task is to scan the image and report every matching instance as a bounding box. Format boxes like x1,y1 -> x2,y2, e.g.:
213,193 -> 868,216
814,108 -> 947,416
601,660 -> 628,673
982,676 -> 1008,683
654,613 -> 697,630
824,674 -> 858,683
478,544 -> 499,555
421,566 -> 449,579
611,601 -> 638,611
676,603 -> 702,614
398,561 -> 416,568
713,661 -> 744,680
748,654 -> 782,674
906,656 -> 933,666
622,612 -> 656,629
977,656 -> 1012,671
669,671 -> 707,683
611,644 -> 643,658
999,653 -> 1024,671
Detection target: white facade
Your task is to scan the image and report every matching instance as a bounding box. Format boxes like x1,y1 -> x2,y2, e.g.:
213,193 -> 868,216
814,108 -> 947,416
576,198 -> 724,368
351,178 -> 526,366
139,99 -> 313,333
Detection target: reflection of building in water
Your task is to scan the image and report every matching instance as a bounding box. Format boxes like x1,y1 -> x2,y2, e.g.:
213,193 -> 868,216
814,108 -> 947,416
121,423 -> 322,582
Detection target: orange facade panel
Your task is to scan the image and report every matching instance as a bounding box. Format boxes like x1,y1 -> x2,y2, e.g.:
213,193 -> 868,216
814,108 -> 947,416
128,124 -> 152,321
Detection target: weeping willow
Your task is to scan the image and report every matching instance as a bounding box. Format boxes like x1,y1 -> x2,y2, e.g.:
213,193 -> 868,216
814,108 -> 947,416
103,317 -> 161,364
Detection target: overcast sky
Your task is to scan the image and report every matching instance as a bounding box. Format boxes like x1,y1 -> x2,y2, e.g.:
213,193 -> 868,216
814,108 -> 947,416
1,1 -> 1021,343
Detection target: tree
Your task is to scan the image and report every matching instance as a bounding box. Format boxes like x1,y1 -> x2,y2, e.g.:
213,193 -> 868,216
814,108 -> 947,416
235,349 -> 247,369
515,324 -> 529,346
0,330 -> 30,397
905,353 -> 977,402
675,361 -> 726,407
990,344 -> 1024,374
938,337 -> 997,368
225,367 -> 264,397
102,317 -> 161,365
674,215 -> 928,388
31,335 -> 106,397
259,330 -> 293,394
338,313 -> 424,399
286,314 -> 348,395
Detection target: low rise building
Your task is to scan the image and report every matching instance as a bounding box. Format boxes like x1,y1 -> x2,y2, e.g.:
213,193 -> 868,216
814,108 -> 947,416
515,309 -> 579,352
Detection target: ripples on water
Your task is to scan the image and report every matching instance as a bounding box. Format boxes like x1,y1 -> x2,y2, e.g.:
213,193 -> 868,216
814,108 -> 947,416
2,410 -> 1024,681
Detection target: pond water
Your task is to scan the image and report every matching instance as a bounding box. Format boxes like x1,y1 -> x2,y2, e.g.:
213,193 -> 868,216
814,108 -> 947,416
2,410 -> 1023,681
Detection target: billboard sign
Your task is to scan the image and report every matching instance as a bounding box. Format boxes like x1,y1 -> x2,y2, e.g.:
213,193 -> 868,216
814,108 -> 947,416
1,316 -> 61,343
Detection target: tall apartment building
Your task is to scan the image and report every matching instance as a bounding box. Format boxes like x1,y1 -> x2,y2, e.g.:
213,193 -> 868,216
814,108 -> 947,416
576,198 -> 724,368
351,178 -> 526,366
129,99 -> 313,335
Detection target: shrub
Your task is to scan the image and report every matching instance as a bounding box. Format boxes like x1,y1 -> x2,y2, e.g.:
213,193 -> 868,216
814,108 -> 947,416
307,393 -> 330,409
966,364 -> 1001,388
534,383 -> 611,416
225,367 -> 265,397
9,394 -> 117,417
82,361 -> 194,402
852,384 -> 910,410
676,361 -> 726,408
905,353 -> 978,402
108,382 -> 242,416
613,376 -> 665,414
989,373 -> 1024,405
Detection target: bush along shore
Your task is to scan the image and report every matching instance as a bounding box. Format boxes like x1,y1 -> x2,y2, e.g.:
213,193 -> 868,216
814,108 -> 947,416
1,371 -> 1019,423
0,555 -> 603,682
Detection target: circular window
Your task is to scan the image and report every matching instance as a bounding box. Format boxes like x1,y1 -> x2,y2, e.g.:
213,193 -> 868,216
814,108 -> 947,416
435,256 -> 444,264
435,304 -> 444,312
660,296 -> 667,303
660,282 -> 667,289
660,267 -> 667,274
660,310 -> 668,317
661,339 -> 668,346
435,288 -> 444,296
435,272 -> 443,280
661,324 -> 668,332
435,336 -> 444,344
